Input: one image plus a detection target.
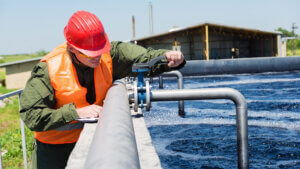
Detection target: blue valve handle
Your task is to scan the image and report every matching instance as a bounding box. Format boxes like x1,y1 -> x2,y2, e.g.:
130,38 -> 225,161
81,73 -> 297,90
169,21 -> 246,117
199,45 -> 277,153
132,56 -> 168,108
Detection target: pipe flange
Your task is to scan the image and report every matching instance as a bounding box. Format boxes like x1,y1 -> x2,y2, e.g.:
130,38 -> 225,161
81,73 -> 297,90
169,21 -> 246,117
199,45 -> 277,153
133,81 -> 138,112
145,80 -> 151,111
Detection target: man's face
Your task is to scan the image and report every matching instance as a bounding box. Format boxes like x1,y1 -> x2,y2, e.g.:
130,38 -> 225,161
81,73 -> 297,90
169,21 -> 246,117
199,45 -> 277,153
70,48 -> 101,68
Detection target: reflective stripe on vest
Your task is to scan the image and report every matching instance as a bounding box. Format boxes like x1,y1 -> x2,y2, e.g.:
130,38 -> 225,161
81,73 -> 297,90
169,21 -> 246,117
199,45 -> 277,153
34,42 -> 113,144
55,122 -> 84,131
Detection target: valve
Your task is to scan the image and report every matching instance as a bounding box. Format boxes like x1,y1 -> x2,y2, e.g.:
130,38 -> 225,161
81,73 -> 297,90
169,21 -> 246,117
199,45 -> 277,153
131,56 -> 168,112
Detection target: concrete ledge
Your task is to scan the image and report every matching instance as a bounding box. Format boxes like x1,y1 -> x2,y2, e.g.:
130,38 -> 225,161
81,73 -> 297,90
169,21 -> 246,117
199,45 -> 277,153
66,110 -> 162,169
131,109 -> 162,169
66,123 -> 97,169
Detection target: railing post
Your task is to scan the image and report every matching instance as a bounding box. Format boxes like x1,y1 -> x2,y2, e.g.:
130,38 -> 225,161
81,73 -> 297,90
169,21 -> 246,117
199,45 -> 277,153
0,139 -> 2,169
18,93 -> 28,169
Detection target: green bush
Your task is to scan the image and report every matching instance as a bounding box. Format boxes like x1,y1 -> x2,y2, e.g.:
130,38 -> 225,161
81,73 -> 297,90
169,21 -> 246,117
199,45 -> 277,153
276,27 -> 300,52
287,39 -> 300,49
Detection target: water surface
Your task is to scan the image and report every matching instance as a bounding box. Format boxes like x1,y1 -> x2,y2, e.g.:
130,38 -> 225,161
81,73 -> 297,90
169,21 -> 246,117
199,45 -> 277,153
144,71 -> 300,169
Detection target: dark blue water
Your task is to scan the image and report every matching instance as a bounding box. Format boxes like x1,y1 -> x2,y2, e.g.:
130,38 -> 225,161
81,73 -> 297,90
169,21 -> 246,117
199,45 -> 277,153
144,71 -> 300,169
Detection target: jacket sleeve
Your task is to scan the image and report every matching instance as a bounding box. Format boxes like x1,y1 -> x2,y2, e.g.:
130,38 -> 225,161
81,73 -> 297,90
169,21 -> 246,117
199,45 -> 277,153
110,41 -> 186,81
20,62 -> 79,132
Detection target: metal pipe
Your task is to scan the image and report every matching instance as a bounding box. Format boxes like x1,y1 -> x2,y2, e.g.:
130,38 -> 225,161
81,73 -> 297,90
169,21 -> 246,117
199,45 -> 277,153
158,75 -> 163,89
84,81 -> 140,169
161,70 -> 185,117
151,88 -> 248,169
180,56 -> 300,76
20,120 -> 27,169
149,77 -> 153,83
0,89 -> 23,100
19,93 -> 27,169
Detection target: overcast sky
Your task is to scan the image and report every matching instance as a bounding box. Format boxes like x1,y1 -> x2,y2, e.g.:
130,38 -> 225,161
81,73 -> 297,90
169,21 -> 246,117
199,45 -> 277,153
0,0 -> 299,55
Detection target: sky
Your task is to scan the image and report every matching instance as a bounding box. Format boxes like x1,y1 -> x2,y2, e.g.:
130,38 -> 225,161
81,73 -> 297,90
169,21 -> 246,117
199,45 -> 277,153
0,0 -> 299,55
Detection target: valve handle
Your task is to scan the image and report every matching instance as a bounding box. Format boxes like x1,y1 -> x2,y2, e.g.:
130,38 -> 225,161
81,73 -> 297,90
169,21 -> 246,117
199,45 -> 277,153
132,56 -> 169,72
147,56 -> 169,68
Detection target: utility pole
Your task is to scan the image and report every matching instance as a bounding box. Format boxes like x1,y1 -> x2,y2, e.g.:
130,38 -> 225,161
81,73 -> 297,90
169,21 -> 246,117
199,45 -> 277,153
149,2 -> 153,35
132,16 -> 135,40
292,23 -> 298,55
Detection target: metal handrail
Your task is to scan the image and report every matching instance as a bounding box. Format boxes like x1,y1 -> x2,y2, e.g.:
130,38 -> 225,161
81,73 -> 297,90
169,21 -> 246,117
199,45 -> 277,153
0,89 -> 27,169
150,88 -> 249,169
0,89 -> 23,100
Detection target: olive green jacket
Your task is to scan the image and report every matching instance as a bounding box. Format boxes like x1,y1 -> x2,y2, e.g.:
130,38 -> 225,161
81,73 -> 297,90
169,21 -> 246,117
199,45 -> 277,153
20,41 -> 185,131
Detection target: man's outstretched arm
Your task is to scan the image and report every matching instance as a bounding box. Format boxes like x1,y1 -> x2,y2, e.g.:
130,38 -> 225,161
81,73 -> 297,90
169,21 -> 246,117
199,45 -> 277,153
110,41 -> 186,81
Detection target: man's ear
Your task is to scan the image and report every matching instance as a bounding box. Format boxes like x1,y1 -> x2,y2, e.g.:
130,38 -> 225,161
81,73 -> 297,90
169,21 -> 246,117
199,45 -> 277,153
67,45 -> 76,53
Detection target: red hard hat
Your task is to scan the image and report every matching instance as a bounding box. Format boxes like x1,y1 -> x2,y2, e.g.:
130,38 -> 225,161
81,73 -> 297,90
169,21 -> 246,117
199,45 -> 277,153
64,11 -> 111,57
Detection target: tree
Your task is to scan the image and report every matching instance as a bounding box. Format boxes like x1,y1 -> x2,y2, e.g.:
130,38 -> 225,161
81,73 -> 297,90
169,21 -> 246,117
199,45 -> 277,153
35,50 -> 48,56
275,27 -> 294,37
276,27 -> 300,51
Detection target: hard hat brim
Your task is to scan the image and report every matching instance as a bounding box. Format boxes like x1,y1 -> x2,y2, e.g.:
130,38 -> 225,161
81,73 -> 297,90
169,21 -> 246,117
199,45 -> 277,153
65,32 -> 111,58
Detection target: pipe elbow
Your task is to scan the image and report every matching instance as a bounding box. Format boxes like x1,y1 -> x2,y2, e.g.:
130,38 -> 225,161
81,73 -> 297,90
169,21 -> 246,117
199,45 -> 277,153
162,70 -> 183,79
224,88 -> 247,109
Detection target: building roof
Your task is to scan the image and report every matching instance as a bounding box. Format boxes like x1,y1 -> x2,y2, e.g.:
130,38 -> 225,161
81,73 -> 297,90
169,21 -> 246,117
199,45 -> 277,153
135,22 -> 281,41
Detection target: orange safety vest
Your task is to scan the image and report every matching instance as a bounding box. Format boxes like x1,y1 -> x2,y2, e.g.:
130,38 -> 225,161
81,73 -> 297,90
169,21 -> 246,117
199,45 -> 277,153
34,42 -> 113,144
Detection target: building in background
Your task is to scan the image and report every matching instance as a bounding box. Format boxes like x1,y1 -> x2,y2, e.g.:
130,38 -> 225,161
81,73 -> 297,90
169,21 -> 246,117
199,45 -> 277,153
0,58 -> 41,89
135,23 -> 282,60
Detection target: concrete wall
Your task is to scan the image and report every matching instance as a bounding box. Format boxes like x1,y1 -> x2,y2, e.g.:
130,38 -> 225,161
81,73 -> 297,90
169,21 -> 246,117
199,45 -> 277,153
1,58 -> 41,89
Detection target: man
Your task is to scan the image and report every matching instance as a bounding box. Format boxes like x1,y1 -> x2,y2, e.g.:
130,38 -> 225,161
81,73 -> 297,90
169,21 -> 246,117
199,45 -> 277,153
20,10 -> 185,169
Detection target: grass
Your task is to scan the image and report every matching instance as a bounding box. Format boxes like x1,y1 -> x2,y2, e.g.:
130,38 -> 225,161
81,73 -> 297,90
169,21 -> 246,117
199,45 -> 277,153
0,50 -> 47,64
0,87 -> 34,169
0,86 -> 16,95
287,48 -> 300,56
0,54 -> 41,64
0,69 -> 5,80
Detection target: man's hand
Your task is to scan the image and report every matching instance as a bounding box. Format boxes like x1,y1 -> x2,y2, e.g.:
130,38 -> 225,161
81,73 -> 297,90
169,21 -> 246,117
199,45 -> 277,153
76,104 -> 103,118
165,51 -> 184,68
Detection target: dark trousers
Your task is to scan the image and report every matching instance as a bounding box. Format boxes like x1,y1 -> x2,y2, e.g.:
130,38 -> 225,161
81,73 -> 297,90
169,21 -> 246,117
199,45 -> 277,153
30,140 -> 76,169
